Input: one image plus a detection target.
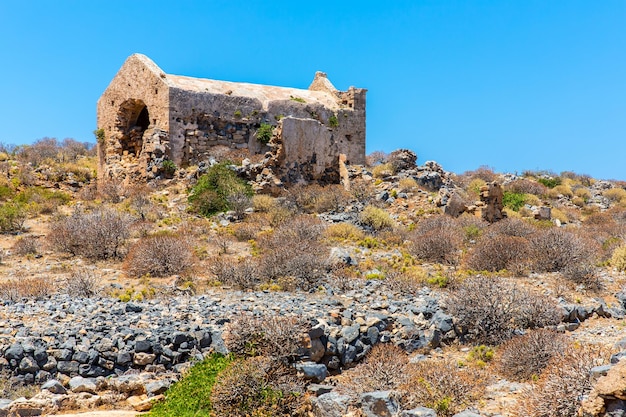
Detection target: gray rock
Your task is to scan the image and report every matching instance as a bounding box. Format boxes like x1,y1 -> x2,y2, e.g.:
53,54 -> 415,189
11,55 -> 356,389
329,247 -> 358,266
125,302 -> 143,313
69,376 -> 97,394
133,352 -> 156,366
41,379 -> 67,395
307,384 -> 334,396
296,361 -> 328,382
590,364 -> 613,379
4,343 -> 24,361
145,380 -> 170,396
360,391 -> 399,417
452,411 -> 485,417
56,360 -> 79,375
341,324 -> 360,344
400,407 -> 437,417
309,392 -> 351,417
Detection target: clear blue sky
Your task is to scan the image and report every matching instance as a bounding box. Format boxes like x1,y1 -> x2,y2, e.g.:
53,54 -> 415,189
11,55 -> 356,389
1,1 -> 625,179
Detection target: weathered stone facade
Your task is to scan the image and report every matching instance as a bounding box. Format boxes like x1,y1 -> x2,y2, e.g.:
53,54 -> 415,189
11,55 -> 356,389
97,54 -> 366,182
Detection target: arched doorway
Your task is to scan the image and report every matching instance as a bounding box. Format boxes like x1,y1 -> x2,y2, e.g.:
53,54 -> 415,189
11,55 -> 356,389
115,99 -> 150,157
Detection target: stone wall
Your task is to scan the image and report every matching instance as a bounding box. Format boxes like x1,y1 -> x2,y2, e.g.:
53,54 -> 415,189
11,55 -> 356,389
97,55 -> 171,181
97,55 -> 366,184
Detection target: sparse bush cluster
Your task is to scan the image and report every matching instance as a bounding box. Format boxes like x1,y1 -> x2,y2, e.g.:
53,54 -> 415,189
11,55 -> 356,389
446,276 -> 560,345
48,207 -> 134,259
123,233 -> 195,277
408,215 -> 463,264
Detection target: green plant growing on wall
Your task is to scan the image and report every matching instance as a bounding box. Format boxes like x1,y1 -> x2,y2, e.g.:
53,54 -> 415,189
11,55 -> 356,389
162,159 -> 177,177
289,95 -> 306,103
234,110 -> 243,119
329,114 -> 339,128
93,128 -> 105,145
256,123 -> 274,145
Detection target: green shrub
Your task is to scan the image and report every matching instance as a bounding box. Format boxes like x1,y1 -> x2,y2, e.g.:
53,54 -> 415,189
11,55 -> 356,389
611,245 -> 626,271
537,177 -> 562,188
93,128 -> 106,145
328,114 -> 339,128
148,354 -> 232,417
503,191 -> 526,211
0,202 -> 27,234
188,163 -> 253,217
256,123 -> 274,144
162,159 -> 177,177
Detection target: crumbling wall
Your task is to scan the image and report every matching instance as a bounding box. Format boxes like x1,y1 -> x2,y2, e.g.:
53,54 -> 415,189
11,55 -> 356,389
96,54 -> 171,181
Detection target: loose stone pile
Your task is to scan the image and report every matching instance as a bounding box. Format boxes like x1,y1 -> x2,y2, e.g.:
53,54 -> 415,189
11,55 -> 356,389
0,281 -> 623,415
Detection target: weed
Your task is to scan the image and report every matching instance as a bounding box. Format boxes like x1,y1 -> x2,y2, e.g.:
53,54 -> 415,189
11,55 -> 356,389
256,123 -> 274,145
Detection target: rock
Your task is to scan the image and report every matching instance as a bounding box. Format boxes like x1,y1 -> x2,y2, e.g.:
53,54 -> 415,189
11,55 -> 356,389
131,352 -> 155,366
581,359 -> 626,416
360,391 -> 399,417
341,324 -> 361,344
5,343 -> 24,361
329,247 -> 357,266
388,149 -> 417,171
296,362 -> 328,382
68,376 -> 97,394
145,380 -> 170,396
400,407 -> 437,417
125,303 -> 143,313
590,364 -> 613,379
56,360 -> 79,375
127,394 -> 164,412
307,384 -> 334,396
41,379 -> 67,395
452,411 -> 486,417
108,375 -> 146,395
18,356 -> 39,374
309,392 -> 351,417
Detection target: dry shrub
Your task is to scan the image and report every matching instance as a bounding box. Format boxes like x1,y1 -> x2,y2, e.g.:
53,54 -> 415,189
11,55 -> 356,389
372,162 -> 395,178
495,329 -> 569,382
11,236 -> 40,256
464,165 -> 498,182
611,245 -> 626,271
252,194 -> 279,213
447,276 -> 560,345
98,179 -> 126,203
529,228 -> 598,273
257,215 -> 328,290
210,356 -> 306,417
329,266 -> 362,293
230,222 -> 261,241
325,222 -> 365,241
546,184 -> 574,199
359,205 -> 395,230
284,184 -> 351,214
209,256 -> 258,289
0,277 -> 53,301
366,150 -> 388,167
350,179 -> 376,203
339,344 -> 409,394
124,233 -> 194,277
575,187 -> 592,200
409,215 -> 463,265
604,187 -> 626,203
398,177 -> 419,192
515,344 -> 612,417
562,263 -> 603,290
223,314 -> 307,364
63,268 -> 101,297
506,179 -> 548,196
384,269 -> 427,295
400,359 -> 486,417
465,234 -> 529,272
48,208 -> 134,259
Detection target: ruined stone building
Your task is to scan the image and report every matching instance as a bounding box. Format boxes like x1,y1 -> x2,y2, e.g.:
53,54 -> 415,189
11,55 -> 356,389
97,54 -> 366,184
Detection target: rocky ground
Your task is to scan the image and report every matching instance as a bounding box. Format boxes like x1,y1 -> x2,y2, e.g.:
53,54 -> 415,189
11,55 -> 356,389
2,148 -> 626,416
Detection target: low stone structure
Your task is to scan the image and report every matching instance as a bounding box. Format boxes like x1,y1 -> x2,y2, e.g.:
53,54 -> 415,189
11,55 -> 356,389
97,54 -> 366,183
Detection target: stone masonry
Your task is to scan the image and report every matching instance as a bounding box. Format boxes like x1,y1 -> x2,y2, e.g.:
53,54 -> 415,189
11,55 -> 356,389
97,54 -> 366,183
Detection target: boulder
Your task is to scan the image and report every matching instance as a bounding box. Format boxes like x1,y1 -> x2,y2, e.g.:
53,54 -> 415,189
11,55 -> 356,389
360,391 -> 399,417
